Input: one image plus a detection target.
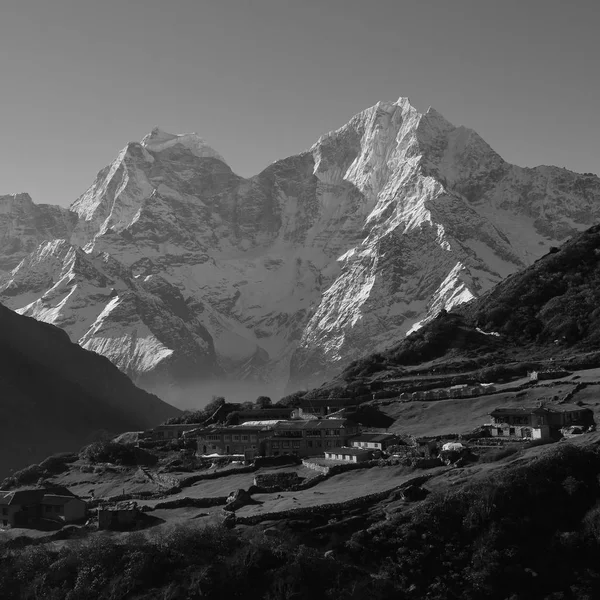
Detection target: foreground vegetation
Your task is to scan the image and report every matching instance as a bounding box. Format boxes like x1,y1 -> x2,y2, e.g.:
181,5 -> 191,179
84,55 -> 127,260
3,443 -> 600,599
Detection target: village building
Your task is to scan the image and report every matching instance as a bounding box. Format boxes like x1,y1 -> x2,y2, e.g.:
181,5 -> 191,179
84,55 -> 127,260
0,487 -> 85,529
195,421 -> 280,458
97,501 -> 140,530
350,433 -> 398,451
489,404 -> 594,440
263,419 -> 360,458
195,418 -> 360,459
324,447 -> 373,463
529,369 -> 571,382
40,494 -> 87,523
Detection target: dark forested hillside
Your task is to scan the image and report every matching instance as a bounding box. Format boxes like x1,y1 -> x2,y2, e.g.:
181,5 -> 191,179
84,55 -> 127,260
342,224 -> 600,381
3,443 -> 600,599
0,303 -> 179,478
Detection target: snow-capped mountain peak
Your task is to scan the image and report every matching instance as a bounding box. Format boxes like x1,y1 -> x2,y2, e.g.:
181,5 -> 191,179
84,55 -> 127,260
1,97 -> 599,398
140,127 -> 226,164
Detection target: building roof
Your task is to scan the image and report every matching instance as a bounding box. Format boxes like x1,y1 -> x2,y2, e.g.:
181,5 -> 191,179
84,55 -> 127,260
351,433 -> 396,443
0,489 -> 47,506
272,419 -> 351,431
42,494 -> 82,506
325,447 -> 372,456
544,403 -> 592,413
234,420 -> 286,428
491,404 -> 591,417
490,407 -> 546,416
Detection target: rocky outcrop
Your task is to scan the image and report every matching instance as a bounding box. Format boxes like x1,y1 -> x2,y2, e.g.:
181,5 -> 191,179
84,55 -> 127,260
1,101 -> 599,393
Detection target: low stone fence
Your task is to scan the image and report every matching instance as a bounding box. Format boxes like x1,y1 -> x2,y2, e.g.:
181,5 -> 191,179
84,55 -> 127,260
235,474 -> 433,525
148,496 -> 228,510
301,457 -> 397,477
301,460 -> 329,475
179,465 -> 257,488
254,455 -> 301,468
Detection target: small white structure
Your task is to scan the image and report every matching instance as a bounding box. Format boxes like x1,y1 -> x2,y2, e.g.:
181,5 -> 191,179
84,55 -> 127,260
324,447 -> 372,463
441,442 -> 465,452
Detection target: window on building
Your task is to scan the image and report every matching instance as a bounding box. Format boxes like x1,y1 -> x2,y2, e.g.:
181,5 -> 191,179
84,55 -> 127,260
271,442 -> 280,449
497,428 -> 504,435
307,441 -> 313,448
241,435 -> 249,441
224,435 -> 231,441
509,428 -> 515,435
292,441 -> 300,448
335,440 -> 341,447
233,435 -> 240,441
282,441 -> 290,448
333,429 -> 341,436
317,441 -> 322,447
326,441 -> 332,447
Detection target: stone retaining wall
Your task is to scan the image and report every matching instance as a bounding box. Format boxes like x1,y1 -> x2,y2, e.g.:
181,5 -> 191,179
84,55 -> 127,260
150,496 -> 228,510
235,474 -> 432,525
178,465 -> 256,487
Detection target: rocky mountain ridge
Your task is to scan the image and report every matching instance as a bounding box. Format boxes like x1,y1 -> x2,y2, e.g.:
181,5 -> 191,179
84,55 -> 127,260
1,98 -> 599,397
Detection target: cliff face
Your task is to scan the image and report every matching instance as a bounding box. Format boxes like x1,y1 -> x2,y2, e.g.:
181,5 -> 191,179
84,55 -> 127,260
1,100 -> 599,393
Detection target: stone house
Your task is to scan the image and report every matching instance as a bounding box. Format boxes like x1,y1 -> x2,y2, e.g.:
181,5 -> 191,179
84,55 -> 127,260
324,447 -> 373,462
529,370 -> 571,382
0,487 -> 85,528
97,501 -> 140,530
41,495 -> 86,523
350,433 -> 398,451
489,404 -> 594,440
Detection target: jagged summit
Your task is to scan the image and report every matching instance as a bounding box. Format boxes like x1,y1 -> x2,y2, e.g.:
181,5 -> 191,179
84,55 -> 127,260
0,192 -> 34,208
140,127 -> 226,164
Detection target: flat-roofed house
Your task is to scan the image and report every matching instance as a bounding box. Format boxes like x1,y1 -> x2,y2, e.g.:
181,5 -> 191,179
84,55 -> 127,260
350,433 -> 398,451
324,447 -> 373,463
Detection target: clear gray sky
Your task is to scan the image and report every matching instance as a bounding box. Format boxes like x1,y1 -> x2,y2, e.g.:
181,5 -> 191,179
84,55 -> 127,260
1,0 -> 598,207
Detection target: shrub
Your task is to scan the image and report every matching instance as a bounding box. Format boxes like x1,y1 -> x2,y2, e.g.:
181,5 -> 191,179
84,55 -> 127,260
80,441 -> 141,466
478,445 -> 521,463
